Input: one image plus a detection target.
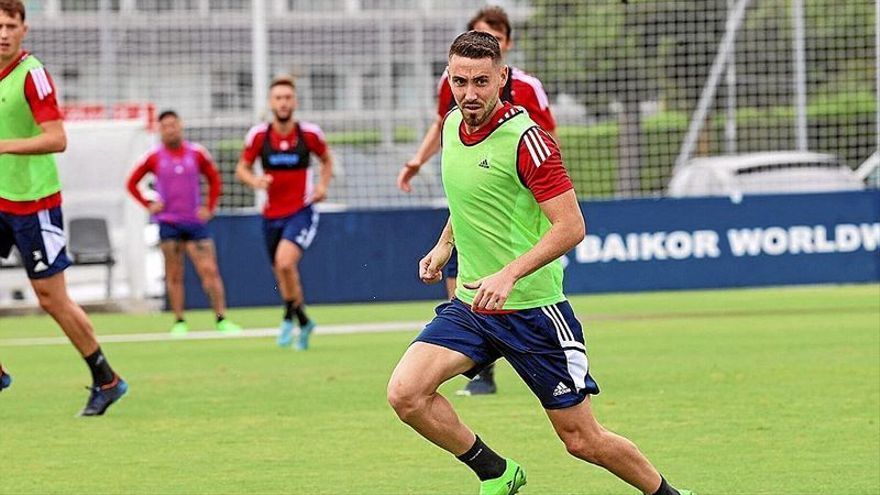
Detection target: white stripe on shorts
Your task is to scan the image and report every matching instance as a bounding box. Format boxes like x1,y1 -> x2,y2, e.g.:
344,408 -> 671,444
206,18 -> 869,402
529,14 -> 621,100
295,210 -> 320,249
542,303 -> 589,393
37,209 -> 66,265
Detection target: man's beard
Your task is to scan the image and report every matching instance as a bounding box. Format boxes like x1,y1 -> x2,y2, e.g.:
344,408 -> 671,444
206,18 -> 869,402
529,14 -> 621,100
462,96 -> 497,128
273,110 -> 292,123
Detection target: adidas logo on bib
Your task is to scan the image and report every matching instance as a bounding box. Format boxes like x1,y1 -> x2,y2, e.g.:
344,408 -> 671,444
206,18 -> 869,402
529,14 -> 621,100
552,382 -> 572,397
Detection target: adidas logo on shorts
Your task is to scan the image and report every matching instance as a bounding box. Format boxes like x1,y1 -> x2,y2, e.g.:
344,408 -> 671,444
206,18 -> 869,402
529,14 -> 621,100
552,382 -> 572,397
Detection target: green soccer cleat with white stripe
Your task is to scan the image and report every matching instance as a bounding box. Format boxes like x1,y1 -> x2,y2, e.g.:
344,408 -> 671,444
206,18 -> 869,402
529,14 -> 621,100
479,459 -> 527,495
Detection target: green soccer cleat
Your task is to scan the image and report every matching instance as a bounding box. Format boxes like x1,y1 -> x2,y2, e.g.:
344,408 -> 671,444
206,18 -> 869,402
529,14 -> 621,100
216,319 -> 242,334
479,459 -> 527,495
170,320 -> 189,337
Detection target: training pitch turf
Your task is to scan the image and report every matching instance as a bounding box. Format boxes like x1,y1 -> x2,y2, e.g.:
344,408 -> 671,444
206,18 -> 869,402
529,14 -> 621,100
0,284 -> 878,494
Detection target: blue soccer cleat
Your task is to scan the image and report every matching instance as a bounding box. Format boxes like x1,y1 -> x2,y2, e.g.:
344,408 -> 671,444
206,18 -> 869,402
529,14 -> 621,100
277,319 -> 295,348
0,368 -> 12,393
296,320 -> 316,350
78,375 -> 128,417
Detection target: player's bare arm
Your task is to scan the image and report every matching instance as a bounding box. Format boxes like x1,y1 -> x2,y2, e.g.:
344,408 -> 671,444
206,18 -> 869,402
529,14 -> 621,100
419,217 -> 454,285
398,115 -> 443,193
311,150 -> 334,203
0,119 -> 65,155
235,157 -> 272,190
465,189 -> 584,311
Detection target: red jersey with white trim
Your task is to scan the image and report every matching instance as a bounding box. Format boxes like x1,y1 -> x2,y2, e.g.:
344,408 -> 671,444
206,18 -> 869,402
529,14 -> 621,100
240,121 -> 329,219
454,102 -> 572,202
0,51 -> 64,215
437,65 -> 556,134
126,142 -> 222,216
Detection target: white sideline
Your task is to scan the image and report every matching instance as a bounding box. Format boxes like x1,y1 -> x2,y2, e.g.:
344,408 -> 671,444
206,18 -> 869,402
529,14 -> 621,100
0,320 -> 427,347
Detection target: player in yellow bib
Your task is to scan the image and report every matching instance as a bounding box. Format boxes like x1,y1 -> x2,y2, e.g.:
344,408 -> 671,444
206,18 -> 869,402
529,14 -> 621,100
0,0 -> 126,415
387,31 -> 694,495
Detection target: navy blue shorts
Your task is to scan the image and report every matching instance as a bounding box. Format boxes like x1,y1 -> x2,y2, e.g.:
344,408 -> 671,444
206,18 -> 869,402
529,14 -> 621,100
159,222 -> 211,242
443,247 -> 458,278
414,298 -> 600,409
0,206 -> 72,279
262,205 -> 319,260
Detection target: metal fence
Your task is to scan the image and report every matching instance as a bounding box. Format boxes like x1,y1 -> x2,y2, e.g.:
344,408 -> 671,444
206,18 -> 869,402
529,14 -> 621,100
25,0 -> 879,209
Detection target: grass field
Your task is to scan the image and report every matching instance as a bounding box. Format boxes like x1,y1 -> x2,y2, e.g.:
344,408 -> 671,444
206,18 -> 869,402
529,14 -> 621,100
1,284 -> 878,495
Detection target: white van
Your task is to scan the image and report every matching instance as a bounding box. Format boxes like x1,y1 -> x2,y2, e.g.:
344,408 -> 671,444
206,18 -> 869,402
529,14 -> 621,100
667,151 -> 867,198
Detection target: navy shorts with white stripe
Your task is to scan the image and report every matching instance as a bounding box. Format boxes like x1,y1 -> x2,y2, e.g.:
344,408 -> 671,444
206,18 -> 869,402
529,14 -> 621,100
262,204 -> 320,259
0,206 -> 72,279
414,298 -> 600,409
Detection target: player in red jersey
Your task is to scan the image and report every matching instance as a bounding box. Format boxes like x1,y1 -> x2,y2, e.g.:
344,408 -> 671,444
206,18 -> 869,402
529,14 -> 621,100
0,0 -> 126,414
236,75 -> 334,350
397,5 -> 560,396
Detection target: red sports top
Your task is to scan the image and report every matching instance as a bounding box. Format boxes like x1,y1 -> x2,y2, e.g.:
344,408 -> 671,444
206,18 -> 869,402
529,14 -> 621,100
452,102 -> 572,203
126,142 -> 222,211
0,51 -> 65,215
240,121 -> 329,219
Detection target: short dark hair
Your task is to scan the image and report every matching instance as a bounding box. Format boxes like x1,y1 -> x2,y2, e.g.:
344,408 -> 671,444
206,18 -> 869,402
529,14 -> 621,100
270,74 -> 296,91
157,110 -> 179,122
467,5 -> 511,39
448,31 -> 502,65
0,0 -> 25,21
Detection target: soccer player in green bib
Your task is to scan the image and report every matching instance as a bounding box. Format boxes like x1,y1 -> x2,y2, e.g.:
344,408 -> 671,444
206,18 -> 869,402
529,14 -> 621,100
387,31 -> 694,495
0,0 -> 127,415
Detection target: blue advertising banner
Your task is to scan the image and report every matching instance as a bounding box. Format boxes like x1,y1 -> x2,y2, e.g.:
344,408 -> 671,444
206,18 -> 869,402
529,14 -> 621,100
184,191 -> 879,307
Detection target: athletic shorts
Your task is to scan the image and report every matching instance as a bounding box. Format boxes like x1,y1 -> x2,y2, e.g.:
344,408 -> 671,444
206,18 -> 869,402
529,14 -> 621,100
159,221 -> 211,242
0,206 -> 72,279
443,247 -> 458,278
414,298 -> 600,409
262,205 -> 319,260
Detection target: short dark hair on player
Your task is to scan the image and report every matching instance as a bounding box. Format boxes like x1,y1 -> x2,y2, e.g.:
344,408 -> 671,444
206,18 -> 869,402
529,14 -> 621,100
467,5 -> 511,39
448,31 -> 502,65
269,74 -> 296,91
158,110 -> 179,122
0,0 -> 26,21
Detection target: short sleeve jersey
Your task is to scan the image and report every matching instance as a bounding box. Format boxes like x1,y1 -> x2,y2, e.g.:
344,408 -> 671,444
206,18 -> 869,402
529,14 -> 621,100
0,52 -> 65,215
240,122 -> 328,219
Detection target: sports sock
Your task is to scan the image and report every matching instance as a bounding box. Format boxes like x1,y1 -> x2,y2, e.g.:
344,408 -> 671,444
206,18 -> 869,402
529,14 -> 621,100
283,300 -> 295,322
651,477 -> 680,495
456,435 -> 506,481
294,305 -> 309,326
176,317 -> 185,324
84,348 -> 116,387
216,314 -> 225,323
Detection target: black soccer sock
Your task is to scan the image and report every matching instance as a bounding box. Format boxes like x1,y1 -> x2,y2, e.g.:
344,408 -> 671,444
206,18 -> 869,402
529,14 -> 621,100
651,477 -> 680,495
294,305 -> 310,326
216,314 -> 225,323
479,363 -> 496,381
84,348 -> 116,387
283,300 -> 295,322
176,317 -> 185,324
456,435 -> 507,481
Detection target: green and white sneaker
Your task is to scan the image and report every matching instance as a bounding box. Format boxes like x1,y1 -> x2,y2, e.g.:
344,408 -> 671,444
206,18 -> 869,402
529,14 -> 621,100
216,319 -> 242,334
479,459 -> 527,495
170,320 -> 189,337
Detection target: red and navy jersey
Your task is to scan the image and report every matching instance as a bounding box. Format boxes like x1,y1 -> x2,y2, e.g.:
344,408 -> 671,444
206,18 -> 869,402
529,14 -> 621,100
240,121 -> 329,219
437,65 -> 556,134
0,51 -> 64,215
453,102 -> 572,203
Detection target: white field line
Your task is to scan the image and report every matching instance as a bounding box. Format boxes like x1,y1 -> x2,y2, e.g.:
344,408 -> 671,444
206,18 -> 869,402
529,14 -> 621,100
0,320 -> 427,347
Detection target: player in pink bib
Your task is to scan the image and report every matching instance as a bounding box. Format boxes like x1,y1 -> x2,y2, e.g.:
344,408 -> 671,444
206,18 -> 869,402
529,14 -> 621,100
127,110 -> 241,336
